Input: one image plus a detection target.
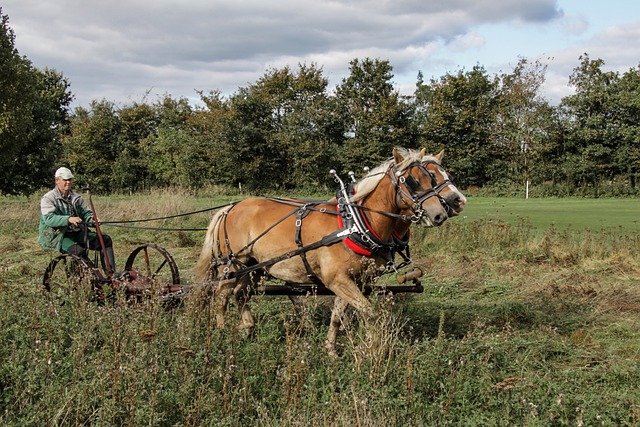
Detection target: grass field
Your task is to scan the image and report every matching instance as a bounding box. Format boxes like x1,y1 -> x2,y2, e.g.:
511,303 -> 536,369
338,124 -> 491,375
462,197 -> 640,233
1,193 -> 639,426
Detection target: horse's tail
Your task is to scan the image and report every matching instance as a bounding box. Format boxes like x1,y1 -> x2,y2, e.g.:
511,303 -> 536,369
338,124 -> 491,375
195,205 -> 232,282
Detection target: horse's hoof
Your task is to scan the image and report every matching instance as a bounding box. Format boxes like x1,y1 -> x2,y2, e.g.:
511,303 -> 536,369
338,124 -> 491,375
237,325 -> 255,338
325,342 -> 339,358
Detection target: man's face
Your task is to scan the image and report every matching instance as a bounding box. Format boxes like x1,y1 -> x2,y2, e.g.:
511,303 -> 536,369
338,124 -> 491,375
56,177 -> 73,194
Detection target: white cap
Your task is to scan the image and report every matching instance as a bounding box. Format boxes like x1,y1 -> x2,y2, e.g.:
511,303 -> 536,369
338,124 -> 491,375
54,167 -> 74,180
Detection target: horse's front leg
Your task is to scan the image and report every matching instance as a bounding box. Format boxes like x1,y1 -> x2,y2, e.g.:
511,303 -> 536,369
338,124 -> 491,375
325,277 -> 375,356
326,297 -> 349,357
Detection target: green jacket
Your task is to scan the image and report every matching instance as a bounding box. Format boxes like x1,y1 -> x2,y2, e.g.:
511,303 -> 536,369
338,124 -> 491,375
38,187 -> 94,252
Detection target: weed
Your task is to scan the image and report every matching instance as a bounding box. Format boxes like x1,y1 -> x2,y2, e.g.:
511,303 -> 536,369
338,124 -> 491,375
2,195 -> 640,425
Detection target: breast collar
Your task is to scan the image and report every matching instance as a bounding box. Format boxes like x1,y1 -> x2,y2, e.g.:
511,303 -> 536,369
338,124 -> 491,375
335,186 -> 396,257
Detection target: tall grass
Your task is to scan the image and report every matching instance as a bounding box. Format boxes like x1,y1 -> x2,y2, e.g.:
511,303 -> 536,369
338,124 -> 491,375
1,195 -> 639,425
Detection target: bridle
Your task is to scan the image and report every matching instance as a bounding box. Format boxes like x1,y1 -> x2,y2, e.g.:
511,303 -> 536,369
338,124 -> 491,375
388,160 -> 455,223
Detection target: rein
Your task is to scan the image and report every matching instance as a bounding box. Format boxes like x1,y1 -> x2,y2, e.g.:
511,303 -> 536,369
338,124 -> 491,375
99,204 -> 228,231
97,196 -> 412,233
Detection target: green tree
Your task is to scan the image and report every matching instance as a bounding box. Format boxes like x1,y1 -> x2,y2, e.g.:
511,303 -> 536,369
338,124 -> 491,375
0,9 -> 32,171
0,9 -> 73,194
112,102 -> 159,192
610,66 -> 640,188
218,64 -> 339,190
225,87 -> 279,190
560,54 -> 640,194
493,58 -> 561,191
139,96 -> 195,188
62,101 -> 121,192
414,66 -> 499,188
250,63 -> 340,188
335,58 -> 414,172
189,90 -> 236,187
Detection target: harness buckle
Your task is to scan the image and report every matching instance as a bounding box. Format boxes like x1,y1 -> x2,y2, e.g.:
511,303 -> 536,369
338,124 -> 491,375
410,208 -> 424,223
386,260 -> 399,273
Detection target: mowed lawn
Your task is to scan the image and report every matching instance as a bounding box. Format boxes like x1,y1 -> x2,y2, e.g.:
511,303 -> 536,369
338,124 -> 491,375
460,196 -> 640,233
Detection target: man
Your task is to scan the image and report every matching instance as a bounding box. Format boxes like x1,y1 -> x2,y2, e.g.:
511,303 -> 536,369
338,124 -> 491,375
39,167 -> 116,274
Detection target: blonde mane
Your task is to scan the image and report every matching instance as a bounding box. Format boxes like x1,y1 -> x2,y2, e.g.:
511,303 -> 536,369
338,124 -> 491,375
351,148 -> 439,202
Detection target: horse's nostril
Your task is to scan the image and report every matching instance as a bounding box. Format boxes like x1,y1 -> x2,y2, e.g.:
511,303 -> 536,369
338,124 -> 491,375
452,196 -> 465,210
434,214 -> 445,225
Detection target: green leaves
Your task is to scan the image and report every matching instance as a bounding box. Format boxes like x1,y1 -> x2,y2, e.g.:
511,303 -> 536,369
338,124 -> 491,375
0,10 -> 73,195
335,58 -> 413,172
3,4 -> 640,197
560,54 -> 640,189
415,65 -> 500,188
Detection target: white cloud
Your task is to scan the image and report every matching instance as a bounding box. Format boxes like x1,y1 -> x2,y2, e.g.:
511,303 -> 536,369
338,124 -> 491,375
1,0 -> 637,107
449,32 -> 486,52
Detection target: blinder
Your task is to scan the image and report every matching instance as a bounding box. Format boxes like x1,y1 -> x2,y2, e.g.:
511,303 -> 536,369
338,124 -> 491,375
393,160 -> 454,222
402,174 -> 420,192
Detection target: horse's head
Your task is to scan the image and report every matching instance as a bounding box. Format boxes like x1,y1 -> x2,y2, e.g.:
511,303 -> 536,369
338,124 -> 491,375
392,148 -> 451,227
421,150 -> 466,217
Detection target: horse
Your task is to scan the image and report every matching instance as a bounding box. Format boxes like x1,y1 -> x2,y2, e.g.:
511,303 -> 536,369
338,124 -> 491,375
325,152 -> 466,353
195,147 -> 466,355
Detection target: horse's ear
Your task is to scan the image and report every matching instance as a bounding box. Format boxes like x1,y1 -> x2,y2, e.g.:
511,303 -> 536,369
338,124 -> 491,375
419,148 -> 426,158
435,150 -> 444,162
393,148 -> 404,164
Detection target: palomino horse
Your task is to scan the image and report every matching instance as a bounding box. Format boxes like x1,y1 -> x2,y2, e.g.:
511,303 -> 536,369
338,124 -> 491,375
325,153 -> 466,353
195,147 -> 466,354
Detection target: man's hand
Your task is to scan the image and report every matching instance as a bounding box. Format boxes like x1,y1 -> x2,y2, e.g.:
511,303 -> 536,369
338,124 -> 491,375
68,216 -> 83,226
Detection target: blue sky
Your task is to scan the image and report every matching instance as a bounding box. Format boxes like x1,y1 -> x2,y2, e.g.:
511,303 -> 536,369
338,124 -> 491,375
439,0 -> 639,102
3,0 -> 639,108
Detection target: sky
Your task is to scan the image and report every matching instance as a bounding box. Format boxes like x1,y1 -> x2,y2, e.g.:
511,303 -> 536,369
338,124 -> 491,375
3,0 -> 639,109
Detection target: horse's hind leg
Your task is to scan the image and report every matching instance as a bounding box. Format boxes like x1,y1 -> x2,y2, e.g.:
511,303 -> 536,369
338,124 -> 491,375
234,275 -> 255,332
235,293 -> 255,332
213,281 -> 234,328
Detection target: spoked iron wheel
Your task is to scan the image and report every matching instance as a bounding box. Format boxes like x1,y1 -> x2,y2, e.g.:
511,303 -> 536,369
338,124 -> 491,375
43,254 -> 103,308
123,244 -> 181,297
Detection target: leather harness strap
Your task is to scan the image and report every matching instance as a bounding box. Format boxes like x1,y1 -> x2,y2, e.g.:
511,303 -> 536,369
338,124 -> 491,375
295,204 -> 324,285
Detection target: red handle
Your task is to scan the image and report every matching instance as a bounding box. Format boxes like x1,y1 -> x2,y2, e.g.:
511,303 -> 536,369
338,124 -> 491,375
87,189 -> 113,277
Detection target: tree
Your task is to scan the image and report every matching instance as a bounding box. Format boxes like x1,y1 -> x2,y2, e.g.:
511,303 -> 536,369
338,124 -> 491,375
111,102 -> 158,192
335,58 -> 414,173
250,63 -> 341,188
609,66 -> 640,188
414,66 -> 499,188
62,101 -> 121,192
188,90 -> 236,186
0,9 -> 73,194
139,96 -> 194,188
0,9 -> 32,170
559,54 -> 640,193
219,64 -> 339,190
493,58 -> 561,191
